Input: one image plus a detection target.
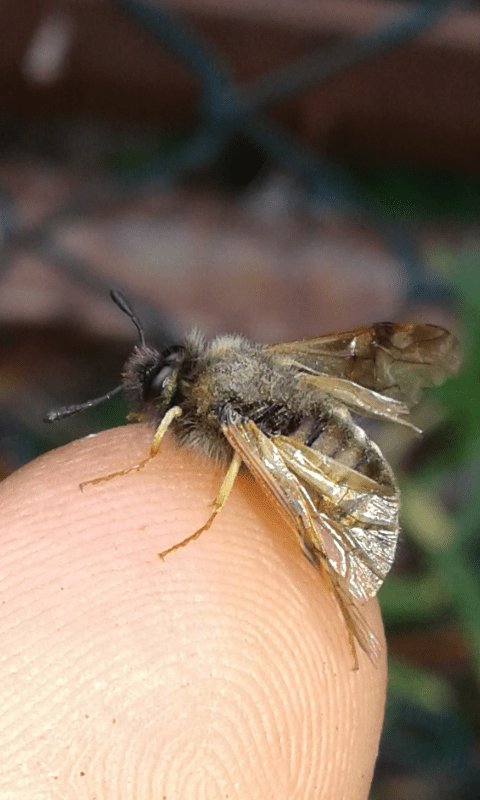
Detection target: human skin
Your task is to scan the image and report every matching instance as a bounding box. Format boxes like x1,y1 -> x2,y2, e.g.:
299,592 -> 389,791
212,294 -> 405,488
0,423 -> 387,799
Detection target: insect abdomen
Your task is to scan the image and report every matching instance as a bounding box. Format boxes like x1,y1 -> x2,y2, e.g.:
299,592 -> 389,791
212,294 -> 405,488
305,409 -> 395,489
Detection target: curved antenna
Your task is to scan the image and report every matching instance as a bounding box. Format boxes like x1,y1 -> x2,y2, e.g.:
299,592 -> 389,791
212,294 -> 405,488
44,385 -> 123,423
110,289 -> 146,347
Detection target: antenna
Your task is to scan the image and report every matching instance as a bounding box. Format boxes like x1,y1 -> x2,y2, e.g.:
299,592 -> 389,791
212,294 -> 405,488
43,386 -> 123,422
110,289 -> 146,347
44,289 -> 145,423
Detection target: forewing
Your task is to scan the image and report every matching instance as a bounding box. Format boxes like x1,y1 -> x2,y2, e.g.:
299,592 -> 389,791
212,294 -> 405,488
220,413 -> 386,661
275,436 -> 399,601
267,322 -> 461,407
221,415 -> 326,563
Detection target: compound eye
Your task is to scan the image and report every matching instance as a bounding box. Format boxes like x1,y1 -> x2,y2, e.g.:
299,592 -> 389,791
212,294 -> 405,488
147,364 -> 174,398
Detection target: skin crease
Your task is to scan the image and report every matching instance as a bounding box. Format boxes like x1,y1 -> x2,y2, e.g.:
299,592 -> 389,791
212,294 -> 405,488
0,423 -> 387,800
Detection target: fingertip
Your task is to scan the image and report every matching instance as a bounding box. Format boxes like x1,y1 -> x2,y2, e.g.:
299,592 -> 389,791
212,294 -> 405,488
0,424 -> 387,799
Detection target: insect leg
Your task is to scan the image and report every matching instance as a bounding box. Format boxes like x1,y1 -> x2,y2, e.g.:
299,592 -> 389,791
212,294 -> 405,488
149,406 -> 183,455
158,451 -> 242,560
80,406 -> 183,490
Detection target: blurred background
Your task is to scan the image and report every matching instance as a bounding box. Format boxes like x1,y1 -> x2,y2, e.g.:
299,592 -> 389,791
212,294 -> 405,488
0,1 -> 478,797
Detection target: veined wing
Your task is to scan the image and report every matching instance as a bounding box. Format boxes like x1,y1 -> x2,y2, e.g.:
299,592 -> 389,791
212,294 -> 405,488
275,435 -> 399,601
220,409 -> 384,662
267,322 -> 461,407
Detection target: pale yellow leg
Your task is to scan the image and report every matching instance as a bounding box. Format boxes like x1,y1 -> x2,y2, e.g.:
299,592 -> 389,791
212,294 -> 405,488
80,406 -> 183,490
149,406 -> 183,456
159,451 -> 242,560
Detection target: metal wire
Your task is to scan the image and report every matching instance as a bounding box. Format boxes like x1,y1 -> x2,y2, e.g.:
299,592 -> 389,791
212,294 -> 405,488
109,0 -> 465,303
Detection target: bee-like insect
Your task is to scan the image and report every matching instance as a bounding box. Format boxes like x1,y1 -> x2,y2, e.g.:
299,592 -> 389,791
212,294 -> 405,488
45,291 -> 461,665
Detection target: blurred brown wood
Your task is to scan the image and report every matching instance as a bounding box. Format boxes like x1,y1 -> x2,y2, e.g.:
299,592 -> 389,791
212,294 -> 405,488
389,624 -> 470,672
1,0 -> 480,170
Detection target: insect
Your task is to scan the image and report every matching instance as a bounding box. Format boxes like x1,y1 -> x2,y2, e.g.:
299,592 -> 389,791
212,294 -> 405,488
45,290 -> 461,665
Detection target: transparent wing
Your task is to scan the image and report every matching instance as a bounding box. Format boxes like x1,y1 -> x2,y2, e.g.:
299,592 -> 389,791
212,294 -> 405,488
267,322 -> 461,407
274,436 -> 399,600
220,410 -> 393,662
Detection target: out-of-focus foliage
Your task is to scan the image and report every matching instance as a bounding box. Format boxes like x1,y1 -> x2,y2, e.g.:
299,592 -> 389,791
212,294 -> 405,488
375,248 -> 480,799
